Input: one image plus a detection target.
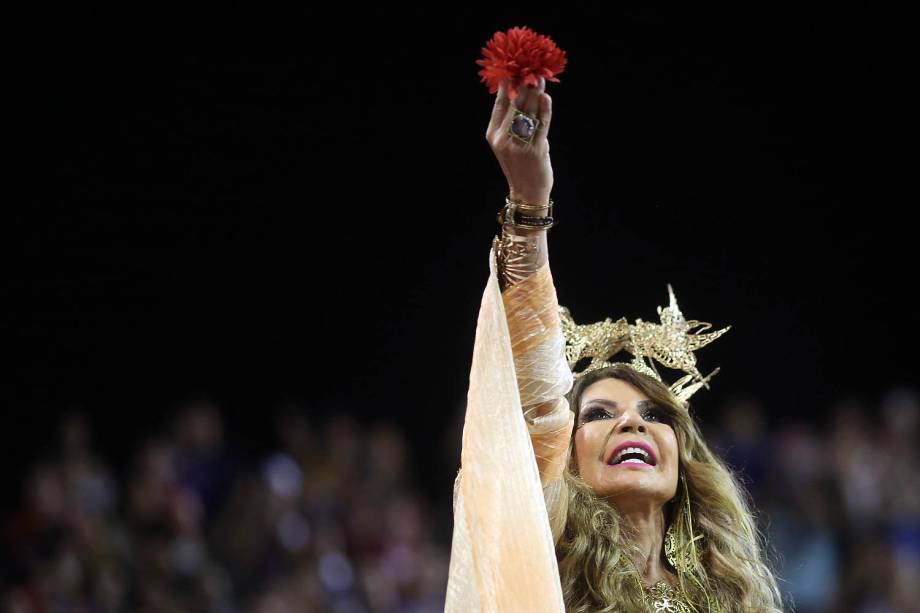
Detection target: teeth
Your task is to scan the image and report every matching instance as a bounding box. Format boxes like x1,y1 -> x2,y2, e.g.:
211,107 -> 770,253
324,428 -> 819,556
611,447 -> 652,464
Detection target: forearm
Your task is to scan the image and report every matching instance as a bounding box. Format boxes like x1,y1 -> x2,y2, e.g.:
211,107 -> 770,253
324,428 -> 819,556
500,257 -> 572,413
496,206 -> 573,486
501,262 -> 573,485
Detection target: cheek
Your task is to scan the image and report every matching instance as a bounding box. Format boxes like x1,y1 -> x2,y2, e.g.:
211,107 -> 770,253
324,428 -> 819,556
573,430 -> 590,472
573,430 -> 587,468
658,430 -> 680,479
573,427 -> 606,470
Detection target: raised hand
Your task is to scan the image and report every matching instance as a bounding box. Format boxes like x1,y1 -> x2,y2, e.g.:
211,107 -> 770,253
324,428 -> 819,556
485,76 -> 554,205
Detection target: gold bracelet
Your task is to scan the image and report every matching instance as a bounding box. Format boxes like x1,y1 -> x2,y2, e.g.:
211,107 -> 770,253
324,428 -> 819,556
505,195 -> 553,214
497,197 -> 555,230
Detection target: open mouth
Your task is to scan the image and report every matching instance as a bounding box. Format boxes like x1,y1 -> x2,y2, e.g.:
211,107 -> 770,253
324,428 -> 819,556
607,445 -> 657,467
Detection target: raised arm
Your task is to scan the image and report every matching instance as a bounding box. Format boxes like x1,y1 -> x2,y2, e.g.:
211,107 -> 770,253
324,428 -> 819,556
486,78 -> 574,516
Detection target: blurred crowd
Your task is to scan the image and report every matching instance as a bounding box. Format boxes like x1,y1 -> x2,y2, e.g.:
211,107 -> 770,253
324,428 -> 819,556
2,385 -> 919,612
708,386 -> 920,612
1,402 -> 449,613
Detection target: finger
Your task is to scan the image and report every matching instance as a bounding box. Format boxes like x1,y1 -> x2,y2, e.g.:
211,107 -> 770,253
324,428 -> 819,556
499,96 -> 517,141
519,77 -> 543,117
534,92 -> 552,140
498,84 -> 525,139
489,79 -> 511,131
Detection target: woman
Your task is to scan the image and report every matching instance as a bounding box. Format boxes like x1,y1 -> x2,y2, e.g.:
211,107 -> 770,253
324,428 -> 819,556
445,76 -> 783,612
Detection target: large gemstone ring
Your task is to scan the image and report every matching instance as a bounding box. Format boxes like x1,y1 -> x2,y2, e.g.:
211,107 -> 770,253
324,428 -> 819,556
509,109 -> 540,144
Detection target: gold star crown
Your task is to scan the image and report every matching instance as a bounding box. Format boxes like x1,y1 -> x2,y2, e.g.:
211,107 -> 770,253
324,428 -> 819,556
560,285 -> 730,405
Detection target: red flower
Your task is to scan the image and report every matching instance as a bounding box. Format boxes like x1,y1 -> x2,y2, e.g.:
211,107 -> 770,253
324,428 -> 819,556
476,26 -> 567,102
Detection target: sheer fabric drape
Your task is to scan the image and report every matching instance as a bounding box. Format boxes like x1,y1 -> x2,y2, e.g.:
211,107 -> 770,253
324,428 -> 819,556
446,244 -> 573,612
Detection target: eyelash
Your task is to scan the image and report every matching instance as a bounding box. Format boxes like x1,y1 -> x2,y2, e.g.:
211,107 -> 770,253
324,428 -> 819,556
582,407 -> 670,425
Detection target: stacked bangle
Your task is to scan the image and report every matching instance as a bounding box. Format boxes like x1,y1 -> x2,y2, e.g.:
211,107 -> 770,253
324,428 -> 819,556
497,196 -> 555,230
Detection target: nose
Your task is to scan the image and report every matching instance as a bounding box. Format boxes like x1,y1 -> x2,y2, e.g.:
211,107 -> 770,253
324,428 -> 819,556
614,409 -> 647,434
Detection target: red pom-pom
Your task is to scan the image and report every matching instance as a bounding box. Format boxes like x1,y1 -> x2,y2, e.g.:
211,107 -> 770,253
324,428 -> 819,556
476,26 -> 567,102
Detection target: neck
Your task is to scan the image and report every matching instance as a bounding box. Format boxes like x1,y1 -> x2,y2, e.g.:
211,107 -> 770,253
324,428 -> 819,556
616,502 -> 672,586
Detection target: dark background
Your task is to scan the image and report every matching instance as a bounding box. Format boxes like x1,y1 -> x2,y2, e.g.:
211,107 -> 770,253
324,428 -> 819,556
5,6 -> 917,512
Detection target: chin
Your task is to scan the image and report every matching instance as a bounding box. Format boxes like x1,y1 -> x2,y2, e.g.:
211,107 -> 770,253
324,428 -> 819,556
590,474 -> 672,503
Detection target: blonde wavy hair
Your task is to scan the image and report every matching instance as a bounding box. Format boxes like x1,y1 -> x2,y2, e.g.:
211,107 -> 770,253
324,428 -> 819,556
556,365 -> 783,612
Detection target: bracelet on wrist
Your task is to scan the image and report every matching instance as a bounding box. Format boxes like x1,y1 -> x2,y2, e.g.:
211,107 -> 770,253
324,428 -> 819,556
497,196 -> 555,230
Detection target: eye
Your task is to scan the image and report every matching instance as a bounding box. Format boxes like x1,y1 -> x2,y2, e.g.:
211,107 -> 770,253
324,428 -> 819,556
642,406 -> 671,425
581,407 -> 614,423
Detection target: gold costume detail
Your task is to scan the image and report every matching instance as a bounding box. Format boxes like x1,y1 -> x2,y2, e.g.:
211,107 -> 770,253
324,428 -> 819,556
496,230 -> 541,289
560,284 -> 730,405
665,522 -> 704,578
645,581 -> 693,613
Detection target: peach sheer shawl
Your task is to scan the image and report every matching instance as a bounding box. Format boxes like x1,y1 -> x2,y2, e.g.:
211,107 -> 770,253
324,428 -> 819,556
446,245 -> 574,612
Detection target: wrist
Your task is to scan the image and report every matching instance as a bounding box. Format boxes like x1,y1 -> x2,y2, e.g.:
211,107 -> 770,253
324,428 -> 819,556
508,190 -> 552,211
498,196 -> 555,231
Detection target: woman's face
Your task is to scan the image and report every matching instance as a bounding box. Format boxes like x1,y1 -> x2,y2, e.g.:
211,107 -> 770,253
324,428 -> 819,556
573,377 -> 679,514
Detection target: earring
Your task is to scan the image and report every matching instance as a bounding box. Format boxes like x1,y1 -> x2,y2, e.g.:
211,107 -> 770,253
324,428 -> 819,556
664,473 -> 704,573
